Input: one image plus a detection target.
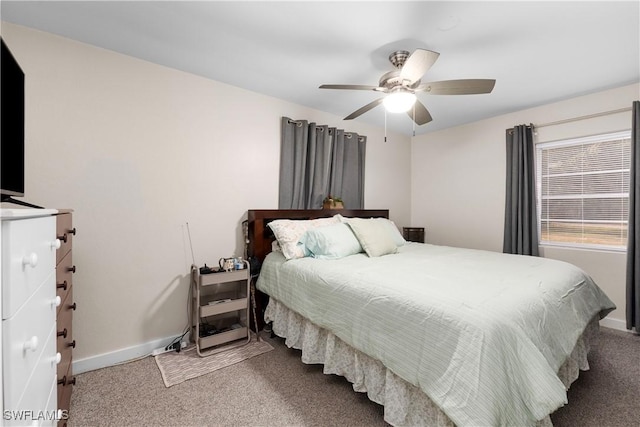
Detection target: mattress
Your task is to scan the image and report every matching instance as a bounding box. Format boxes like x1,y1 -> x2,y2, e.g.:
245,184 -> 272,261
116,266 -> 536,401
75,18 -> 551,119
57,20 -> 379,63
256,242 -> 615,426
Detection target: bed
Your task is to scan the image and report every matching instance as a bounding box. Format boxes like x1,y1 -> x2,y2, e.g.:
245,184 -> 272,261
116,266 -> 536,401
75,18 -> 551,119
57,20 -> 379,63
247,209 -> 616,427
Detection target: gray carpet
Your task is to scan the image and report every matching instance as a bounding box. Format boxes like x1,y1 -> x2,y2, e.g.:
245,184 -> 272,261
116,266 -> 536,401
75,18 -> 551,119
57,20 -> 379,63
550,327 -> 640,426
69,327 -> 638,426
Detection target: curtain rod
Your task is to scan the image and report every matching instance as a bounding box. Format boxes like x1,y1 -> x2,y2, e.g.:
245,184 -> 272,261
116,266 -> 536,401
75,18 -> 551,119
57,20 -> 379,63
286,118 -> 365,141
326,129 -> 365,141
534,106 -> 632,129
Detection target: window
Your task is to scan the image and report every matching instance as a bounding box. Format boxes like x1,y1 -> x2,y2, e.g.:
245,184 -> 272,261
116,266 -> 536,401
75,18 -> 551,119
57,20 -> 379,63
536,131 -> 631,250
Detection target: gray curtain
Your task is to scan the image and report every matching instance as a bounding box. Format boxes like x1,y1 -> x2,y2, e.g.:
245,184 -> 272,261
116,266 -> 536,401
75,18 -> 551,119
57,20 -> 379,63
279,117 -> 366,209
627,100 -> 640,331
329,129 -> 366,209
503,124 -> 539,256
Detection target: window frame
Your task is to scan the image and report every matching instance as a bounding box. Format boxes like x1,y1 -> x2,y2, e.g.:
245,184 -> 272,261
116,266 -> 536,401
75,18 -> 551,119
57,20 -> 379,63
535,130 -> 631,252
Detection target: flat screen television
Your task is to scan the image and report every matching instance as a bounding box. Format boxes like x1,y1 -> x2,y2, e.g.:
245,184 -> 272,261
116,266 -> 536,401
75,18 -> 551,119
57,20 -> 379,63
1,38 -> 28,206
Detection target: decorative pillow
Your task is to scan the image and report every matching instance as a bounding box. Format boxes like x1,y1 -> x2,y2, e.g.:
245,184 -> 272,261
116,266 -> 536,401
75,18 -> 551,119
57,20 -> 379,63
299,223 -> 363,260
267,216 -> 340,260
378,218 -> 407,246
339,215 -> 406,247
346,218 -> 398,257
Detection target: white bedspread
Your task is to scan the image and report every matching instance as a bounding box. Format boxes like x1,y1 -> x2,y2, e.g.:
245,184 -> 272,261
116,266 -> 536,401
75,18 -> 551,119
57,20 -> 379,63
256,243 -> 615,426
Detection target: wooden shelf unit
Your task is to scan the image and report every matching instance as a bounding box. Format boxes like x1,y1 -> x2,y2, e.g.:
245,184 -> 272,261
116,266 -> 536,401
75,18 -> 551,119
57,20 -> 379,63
191,267 -> 250,356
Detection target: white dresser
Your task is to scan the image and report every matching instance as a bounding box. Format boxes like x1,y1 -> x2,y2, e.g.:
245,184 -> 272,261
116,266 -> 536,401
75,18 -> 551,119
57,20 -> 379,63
1,208 -> 61,426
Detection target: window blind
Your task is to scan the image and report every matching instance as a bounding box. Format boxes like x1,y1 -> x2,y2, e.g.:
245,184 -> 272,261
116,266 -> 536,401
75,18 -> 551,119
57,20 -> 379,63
536,131 -> 631,250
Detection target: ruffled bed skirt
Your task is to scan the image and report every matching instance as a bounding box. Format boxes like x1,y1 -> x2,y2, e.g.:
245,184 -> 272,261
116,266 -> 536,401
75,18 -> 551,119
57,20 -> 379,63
265,298 -> 599,426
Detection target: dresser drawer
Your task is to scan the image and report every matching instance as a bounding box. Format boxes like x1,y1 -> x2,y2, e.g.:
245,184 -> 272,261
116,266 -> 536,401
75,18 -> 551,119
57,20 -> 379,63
55,213 -> 74,265
3,325 -> 58,425
2,215 -> 58,319
44,376 -> 59,427
56,251 -> 74,310
3,275 -> 58,407
57,362 -> 73,423
56,288 -> 73,381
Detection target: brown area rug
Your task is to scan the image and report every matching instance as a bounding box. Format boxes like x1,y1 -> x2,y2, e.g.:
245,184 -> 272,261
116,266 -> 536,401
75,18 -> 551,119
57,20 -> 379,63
154,334 -> 273,387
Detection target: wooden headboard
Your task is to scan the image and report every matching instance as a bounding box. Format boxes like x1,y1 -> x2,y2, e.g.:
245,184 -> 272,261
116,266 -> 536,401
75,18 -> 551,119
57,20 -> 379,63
246,209 -> 388,330
247,209 -> 389,264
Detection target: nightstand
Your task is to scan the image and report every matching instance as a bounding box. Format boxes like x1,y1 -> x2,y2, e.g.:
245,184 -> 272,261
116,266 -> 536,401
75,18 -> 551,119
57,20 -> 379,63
402,227 -> 425,243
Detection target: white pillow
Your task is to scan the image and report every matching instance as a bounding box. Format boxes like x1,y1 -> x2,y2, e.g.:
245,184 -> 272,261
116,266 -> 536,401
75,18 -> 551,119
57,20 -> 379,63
299,222 -> 362,260
267,216 -> 340,260
339,215 -> 406,247
378,218 -> 406,246
346,218 -> 398,257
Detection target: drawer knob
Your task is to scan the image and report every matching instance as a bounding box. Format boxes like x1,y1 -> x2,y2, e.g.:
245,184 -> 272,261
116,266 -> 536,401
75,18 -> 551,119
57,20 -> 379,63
58,376 -> 67,386
22,253 -> 38,268
52,239 -> 61,249
69,376 -> 76,386
68,340 -> 76,348
57,328 -> 68,338
68,265 -> 76,273
53,296 -> 62,307
69,228 -> 77,236
55,352 -> 62,364
57,233 -> 68,243
70,302 -> 77,311
57,280 -> 68,290
24,336 -> 39,352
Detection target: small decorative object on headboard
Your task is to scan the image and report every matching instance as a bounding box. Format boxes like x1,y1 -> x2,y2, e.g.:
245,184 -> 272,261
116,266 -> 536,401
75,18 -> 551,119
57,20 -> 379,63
322,195 -> 344,209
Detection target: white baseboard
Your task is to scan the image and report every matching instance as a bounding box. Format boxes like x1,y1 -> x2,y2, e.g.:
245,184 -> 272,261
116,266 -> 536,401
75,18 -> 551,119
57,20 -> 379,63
73,333 -> 189,375
599,316 -> 629,332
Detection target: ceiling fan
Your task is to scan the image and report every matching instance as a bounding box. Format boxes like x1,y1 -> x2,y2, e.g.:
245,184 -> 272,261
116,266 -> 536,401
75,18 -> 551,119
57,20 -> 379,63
319,48 -> 496,126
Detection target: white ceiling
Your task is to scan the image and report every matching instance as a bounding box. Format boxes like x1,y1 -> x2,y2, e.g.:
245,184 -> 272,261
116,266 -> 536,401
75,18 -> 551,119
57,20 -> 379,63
2,1 -> 639,136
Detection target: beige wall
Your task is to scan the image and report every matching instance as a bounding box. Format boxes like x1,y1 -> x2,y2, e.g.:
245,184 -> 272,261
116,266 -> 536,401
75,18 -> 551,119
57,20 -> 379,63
411,83 -> 639,328
1,23 -> 412,364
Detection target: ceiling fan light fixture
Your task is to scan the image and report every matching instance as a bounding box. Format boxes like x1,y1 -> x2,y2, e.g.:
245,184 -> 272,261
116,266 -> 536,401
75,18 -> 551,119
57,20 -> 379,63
320,48 -> 494,126
383,91 -> 416,113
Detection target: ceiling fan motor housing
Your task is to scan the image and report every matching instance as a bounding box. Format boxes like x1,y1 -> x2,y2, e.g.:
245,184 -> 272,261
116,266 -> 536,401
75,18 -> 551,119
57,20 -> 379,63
379,70 -> 420,90
389,50 -> 410,69
381,50 -> 423,89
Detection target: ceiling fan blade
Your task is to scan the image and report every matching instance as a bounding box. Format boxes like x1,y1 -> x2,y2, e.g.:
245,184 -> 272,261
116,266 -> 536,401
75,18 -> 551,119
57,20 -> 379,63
344,98 -> 384,120
399,49 -> 440,84
407,100 -> 433,125
415,79 -> 496,95
319,84 -> 382,91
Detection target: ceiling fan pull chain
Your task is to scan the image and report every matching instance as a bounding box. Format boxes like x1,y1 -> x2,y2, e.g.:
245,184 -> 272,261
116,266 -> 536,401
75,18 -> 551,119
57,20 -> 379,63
412,104 -> 416,136
384,108 -> 387,142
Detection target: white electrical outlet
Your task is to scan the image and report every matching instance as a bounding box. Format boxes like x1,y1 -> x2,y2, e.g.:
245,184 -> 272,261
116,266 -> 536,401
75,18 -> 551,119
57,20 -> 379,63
151,346 -> 172,356
151,341 -> 187,356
